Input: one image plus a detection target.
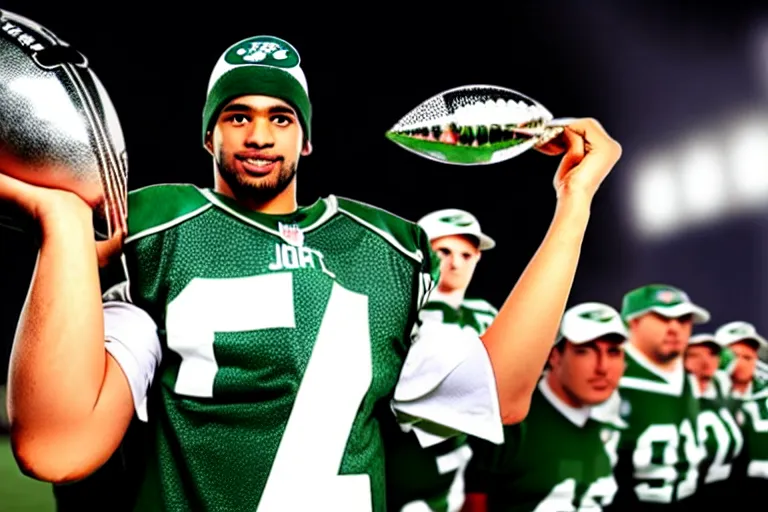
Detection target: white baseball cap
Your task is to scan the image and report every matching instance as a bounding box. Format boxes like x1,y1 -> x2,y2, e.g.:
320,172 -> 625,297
688,333 -> 721,351
417,208 -> 495,251
715,321 -> 768,348
557,302 -> 629,345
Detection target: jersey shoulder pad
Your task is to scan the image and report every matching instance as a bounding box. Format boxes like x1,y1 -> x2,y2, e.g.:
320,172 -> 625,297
334,196 -> 426,264
462,298 -> 499,317
126,183 -> 212,242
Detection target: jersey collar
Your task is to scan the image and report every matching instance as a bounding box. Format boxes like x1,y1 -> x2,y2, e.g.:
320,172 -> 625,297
200,189 -> 336,234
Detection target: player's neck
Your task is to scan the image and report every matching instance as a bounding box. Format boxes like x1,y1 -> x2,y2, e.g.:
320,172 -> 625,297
545,371 -> 585,409
433,286 -> 465,309
731,378 -> 751,395
214,176 -> 298,215
696,376 -> 712,394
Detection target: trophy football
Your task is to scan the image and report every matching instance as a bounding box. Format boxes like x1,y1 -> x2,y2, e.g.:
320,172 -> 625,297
386,84 -> 574,165
0,9 -> 127,240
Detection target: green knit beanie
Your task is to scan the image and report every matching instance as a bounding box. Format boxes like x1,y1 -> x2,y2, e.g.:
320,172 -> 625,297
202,35 -> 311,145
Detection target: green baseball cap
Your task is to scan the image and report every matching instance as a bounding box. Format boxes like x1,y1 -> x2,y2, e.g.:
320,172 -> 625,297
621,284 -> 710,324
202,35 -> 312,146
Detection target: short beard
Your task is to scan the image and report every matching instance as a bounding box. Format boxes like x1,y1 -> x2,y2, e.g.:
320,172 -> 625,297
217,150 -> 297,205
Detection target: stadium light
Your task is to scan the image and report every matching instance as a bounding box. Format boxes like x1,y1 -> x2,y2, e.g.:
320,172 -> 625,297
630,155 -> 680,238
678,139 -> 728,223
728,119 -> 768,207
628,112 -> 768,240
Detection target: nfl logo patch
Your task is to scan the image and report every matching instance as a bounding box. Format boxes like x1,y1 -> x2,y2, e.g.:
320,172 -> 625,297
656,290 -> 678,304
278,222 -> 304,247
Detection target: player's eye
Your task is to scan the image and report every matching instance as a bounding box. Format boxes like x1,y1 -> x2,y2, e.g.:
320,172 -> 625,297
437,248 -> 450,256
228,114 -> 250,125
272,114 -> 292,126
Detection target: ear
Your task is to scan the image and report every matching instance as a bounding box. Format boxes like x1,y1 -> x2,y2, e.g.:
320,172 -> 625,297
301,139 -> 313,156
204,131 -> 214,156
548,347 -> 561,369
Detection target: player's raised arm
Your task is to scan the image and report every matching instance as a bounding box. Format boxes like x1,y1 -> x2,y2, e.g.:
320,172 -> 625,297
0,173 -> 136,483
481,118 -> 622,423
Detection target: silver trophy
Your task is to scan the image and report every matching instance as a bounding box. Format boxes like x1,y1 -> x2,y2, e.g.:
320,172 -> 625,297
386,84 -> 574,166
0,9 -> 127,240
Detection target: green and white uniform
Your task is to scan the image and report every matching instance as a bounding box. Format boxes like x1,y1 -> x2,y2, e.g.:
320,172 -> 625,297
101,184 -> 504,512
464,378 -> 623,511
689,370 -> 743,503
728,378 -> 768,501
384,294 -> 497,512
605,345 -> 705,510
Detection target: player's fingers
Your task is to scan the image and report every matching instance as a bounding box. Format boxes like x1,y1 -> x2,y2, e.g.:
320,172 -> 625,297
0,172 -> 40,213
96,228 -> 124,268
560,118 -> 622,162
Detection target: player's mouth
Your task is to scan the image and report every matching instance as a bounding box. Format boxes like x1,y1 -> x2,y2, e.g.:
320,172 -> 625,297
236,153 -> 282,176
589,380 -> 611,390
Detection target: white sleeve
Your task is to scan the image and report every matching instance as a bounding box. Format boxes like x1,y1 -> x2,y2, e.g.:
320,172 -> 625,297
391,320 -> 504,448
103,299 -> 162,422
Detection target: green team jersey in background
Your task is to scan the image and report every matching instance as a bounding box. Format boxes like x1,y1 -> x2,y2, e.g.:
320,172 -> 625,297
383,295 -> 497,512
463,378 -> 622,511
110,184 -> 444,512
731,377 -> 768,501
605,345 -> 705,511
689,370 -> 743,503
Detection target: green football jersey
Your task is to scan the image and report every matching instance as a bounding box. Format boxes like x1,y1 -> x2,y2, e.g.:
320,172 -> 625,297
383,296 -> 498,512
116,184 -> 442,512
732,378 -> 768,487
691,370 -> 743,502
609,345 -> 705,508
463,379 -> 621,512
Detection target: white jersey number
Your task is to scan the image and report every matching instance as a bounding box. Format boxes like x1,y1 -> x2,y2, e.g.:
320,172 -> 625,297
696,408 -> 744,484
534,476 -> 618,512
742,397 -> 768,478
400,444 -> 473,512
632,419 -> 704,503
166,272 -> 373,512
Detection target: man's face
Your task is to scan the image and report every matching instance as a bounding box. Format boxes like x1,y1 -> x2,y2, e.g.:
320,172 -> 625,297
730,340 -> 760,384
205,95 -> 311,204
684,344 -> 721,383
629,312 -> 693,364
431,235 -> 481,294
549,339 -> 625,406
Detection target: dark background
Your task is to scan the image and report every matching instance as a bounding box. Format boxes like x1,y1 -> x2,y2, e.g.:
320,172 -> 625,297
2,1 -> 768,387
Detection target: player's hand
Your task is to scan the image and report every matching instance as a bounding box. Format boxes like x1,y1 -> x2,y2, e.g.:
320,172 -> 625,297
0,173 -> 124,265
535,118 -> 622,202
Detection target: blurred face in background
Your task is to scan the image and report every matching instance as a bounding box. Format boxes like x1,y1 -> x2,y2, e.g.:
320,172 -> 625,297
629,312 -> 693,365
684,342 -> 721,391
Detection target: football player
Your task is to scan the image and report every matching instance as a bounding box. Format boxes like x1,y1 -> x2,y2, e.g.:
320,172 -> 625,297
1,35 -> 621,512
461,302 -> 628,511
683,333 -> 743,502
604,284 -> 709,511
383,208 -> 498,512
714,321 -> 768,502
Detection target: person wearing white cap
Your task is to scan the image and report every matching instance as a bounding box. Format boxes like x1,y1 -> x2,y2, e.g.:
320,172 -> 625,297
384,208 -> 497,512
716,321 -> 768,399
682,333 -> 743,504
463,302 -> 628,512
606,283 -> 710,511
714,321 -> 768,504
